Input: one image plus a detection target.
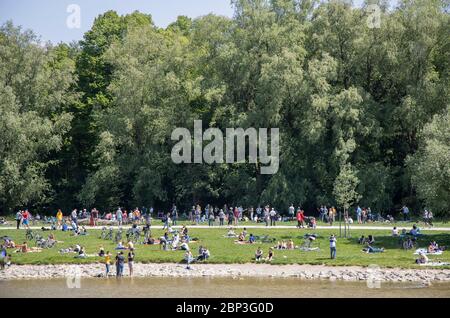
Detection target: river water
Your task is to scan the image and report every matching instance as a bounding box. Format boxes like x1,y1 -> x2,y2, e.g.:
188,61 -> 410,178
1,277 -> 450,298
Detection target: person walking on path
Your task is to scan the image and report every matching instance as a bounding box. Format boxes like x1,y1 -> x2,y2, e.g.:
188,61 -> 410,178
21,210 -> 30,229
402,206 -> 410,222
15,210 -> 22,230
330,234 -> 337,259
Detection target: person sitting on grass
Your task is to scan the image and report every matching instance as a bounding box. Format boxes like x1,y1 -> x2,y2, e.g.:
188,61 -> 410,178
4,238 -> 16,249
367,235 -> 375,245
287,240 -> 295,250
197,246 -> 210,261
160,232 -> 169,250
180,242 -> 190,251
74,246 -> 86,258
255,247 -> 263,262
409,225 -> 421,237
392,227 -> 399,237
242,228 -> 247,238
238,232 -> 245,242
98,246 -> 105,257
127,240 -> 134,250
415,251 -> 428,264
248,234 -> 256,244
226,227 -> 237,238
181,225 -> 188,236
428,241 -> 444,254
358,235 -> 366,245
115,241 -> 126,250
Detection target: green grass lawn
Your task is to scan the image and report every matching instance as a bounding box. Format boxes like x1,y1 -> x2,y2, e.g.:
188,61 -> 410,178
1,226 -> 450,269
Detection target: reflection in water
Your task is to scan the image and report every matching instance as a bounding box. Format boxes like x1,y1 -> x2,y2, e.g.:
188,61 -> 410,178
0,277 -> 449,298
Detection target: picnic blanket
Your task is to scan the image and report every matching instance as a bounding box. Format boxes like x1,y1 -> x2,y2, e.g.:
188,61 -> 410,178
414,248 -> 443,256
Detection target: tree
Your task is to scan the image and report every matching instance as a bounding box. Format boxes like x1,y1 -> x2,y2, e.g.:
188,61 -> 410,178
333,163 -> 361,215
0,22 -> 75,213
407,106 -> 450,216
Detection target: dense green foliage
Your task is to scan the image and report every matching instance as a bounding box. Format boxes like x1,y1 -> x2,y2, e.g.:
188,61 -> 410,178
0,0 -> 448,216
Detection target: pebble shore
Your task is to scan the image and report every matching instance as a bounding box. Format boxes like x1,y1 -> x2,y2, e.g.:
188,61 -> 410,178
1,263 -> 450,283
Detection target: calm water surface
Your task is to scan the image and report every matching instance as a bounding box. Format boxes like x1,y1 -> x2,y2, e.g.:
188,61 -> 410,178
1,277 -> 449,298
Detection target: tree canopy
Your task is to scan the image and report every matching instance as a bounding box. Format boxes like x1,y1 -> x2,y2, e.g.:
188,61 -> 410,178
0,0 -> 448,216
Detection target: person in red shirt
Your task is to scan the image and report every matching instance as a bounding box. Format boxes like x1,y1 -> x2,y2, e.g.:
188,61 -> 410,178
296,209 -> 305,229
22,209 -> 30,229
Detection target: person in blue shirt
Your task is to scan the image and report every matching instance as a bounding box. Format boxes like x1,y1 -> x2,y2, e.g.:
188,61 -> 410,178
249,234 -> 256,244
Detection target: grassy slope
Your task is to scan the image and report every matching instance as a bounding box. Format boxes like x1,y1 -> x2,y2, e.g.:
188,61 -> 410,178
1,226 -> 450,269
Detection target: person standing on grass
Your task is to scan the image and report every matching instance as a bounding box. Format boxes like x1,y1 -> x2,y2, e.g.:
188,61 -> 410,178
296,208 -> 305,229
15,210 -> 22,230
208,210 -> 215,227
330,235 -> 337,259
270,208 -> 277,226
172,204 -> 178,226
128,249 -> 135,277
218,209 -> 225,226
289,204 -> 295,221
71,209 -> 78,227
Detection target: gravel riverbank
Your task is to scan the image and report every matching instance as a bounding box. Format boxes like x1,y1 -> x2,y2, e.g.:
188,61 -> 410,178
1,263 -> 450,283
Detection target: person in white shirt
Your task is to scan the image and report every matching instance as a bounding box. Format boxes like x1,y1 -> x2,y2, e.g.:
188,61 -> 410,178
329,235 -> 337,259
392,227 -> 399,237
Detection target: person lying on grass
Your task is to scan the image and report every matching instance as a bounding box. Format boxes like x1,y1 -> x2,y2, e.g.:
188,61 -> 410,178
15,242 -> 42,253
3,238 -> 16,249
362,245 -> 385,253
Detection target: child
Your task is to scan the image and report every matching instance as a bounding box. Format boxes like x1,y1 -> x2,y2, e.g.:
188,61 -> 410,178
255,247 -> 263,262
330,235 -> 337,259
266,248 -> 274,262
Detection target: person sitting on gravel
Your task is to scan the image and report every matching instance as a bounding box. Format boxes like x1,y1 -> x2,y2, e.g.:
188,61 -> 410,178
415,251 -> 428,264
255,247 -> 263,262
